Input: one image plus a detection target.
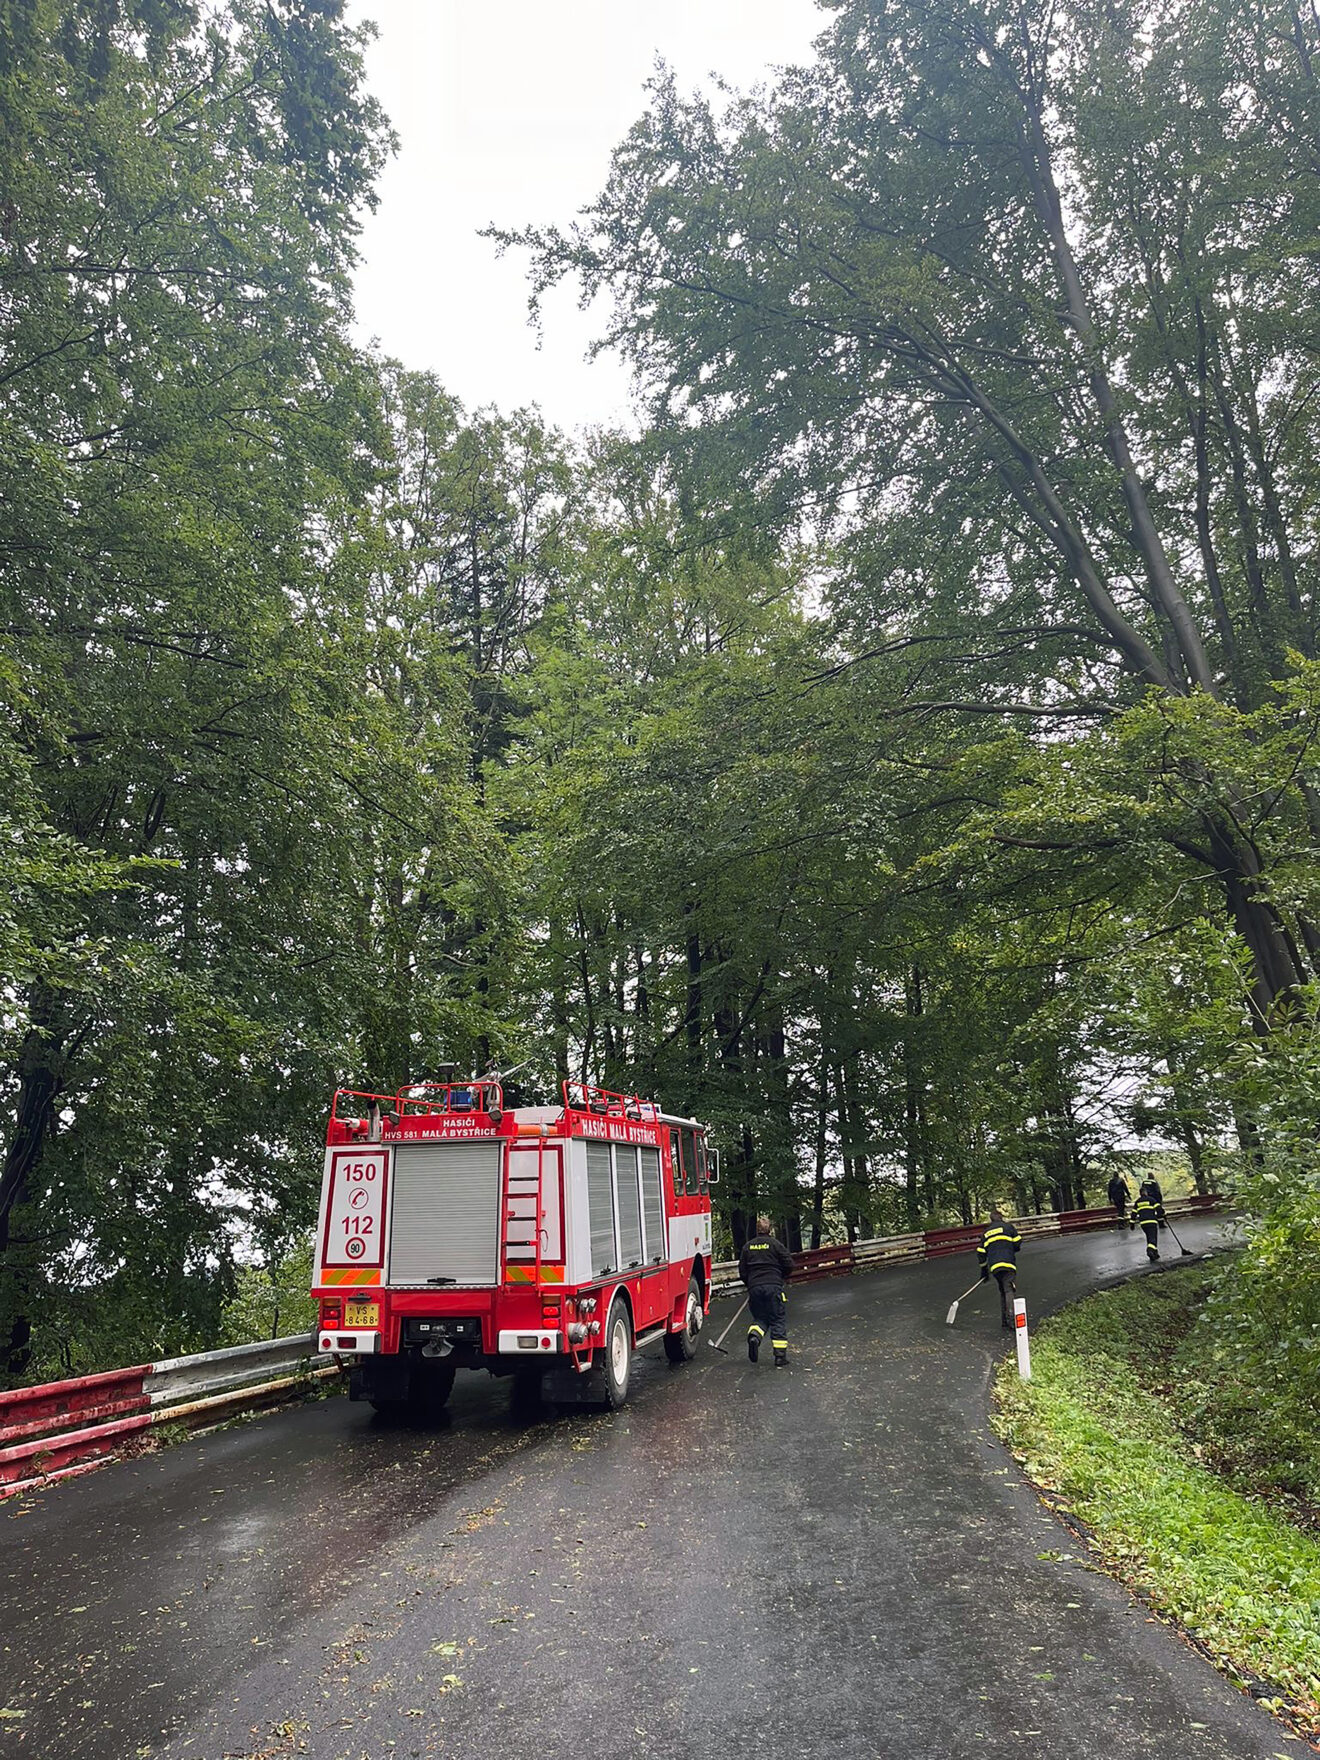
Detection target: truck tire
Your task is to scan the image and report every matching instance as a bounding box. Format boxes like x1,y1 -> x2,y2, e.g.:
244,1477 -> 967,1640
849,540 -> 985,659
664,1274 -> 703,1363
369,1359 -> 455,1418
414,1359 -> 457,1411
510,1365 -> 544,1417
590,1297 -> 632,1410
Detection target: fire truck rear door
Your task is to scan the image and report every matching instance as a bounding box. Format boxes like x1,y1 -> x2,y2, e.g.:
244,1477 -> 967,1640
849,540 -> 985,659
388,1142 -> 502,1285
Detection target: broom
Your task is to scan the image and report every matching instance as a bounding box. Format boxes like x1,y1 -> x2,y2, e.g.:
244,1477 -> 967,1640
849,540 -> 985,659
1163,1215 -> 1195,1258
946,1276 -> 987,1326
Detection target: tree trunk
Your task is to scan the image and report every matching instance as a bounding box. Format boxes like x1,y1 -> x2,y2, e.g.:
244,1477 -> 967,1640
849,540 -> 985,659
902,965 -> 924,1233
759,1000 -> 798,1245
549,918 -> 570,1089
1205,818 -> 1310,1026
811,1050 -> 828,1249
1017,51 -> 1216,696
837,1059 -> 871,1240
0,989 -> 76,1377
729,1122 -> 757,1254
684,909 -> 702,1080
714,987 -> 754,1251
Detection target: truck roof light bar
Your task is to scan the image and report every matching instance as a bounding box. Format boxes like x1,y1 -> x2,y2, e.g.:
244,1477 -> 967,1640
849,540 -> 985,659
395,1079 -> 505,1118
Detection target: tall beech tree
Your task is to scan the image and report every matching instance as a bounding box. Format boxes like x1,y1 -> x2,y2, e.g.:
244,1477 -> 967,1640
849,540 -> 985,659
0,0 -> 399,1368
510,0 -> 1320,1025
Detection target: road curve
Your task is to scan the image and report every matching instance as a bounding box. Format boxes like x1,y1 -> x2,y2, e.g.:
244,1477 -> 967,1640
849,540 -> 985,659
0,1214 -> 1294,1760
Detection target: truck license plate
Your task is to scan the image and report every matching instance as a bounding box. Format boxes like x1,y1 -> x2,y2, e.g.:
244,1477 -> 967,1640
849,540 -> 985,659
344,1301 -> 379,1328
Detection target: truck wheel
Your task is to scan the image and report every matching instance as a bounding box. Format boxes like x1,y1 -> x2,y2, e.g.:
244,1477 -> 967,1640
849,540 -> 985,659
510,1366 -> 544,1417
414,1359 -> 457,1411
370,1360 -> 455,1417
597,1298 -> 632,1409
664,1275 -> 703,1363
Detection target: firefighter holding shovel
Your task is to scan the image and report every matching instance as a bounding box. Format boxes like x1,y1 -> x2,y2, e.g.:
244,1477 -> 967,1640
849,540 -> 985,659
738,1216 -> 795,1366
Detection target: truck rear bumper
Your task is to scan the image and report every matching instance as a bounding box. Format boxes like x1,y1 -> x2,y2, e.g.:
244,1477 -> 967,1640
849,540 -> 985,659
318,1330 -> 379,1355
496,1329 -> 561,1354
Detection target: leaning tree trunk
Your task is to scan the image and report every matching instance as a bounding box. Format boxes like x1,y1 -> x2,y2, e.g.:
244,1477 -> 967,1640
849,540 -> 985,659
1204,817 -> 1311,1028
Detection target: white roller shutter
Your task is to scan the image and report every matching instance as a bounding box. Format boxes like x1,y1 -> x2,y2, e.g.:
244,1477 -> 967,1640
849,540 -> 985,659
586,1143 -> 617,1277
389,1143 -> 502,1286
615,1146 -> 643,1270
640,1147 -> 664,1263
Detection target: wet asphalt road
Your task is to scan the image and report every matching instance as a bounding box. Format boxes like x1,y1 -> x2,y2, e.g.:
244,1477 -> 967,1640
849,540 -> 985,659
0,1215 -> 1299,1760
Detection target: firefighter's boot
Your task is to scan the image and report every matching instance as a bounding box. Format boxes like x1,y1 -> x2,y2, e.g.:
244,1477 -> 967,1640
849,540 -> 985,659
747,1325 -> 762,1363
773,1342 -> 788,1367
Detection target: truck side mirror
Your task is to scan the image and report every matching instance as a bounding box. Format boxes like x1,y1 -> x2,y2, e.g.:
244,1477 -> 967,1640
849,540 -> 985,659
708,1150 -> 720,1185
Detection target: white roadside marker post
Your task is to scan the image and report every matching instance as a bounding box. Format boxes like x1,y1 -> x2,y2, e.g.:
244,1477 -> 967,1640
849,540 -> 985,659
1013,1296 -> 1032,1381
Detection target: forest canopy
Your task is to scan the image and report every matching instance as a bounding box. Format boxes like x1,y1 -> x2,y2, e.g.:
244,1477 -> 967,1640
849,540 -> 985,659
2,0 -> 1318,1400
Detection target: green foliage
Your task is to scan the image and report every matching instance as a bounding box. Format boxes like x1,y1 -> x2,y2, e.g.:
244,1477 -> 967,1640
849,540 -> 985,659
1203,1019 -> 1320,1453
996,1272 -> 1320,1718
5,0 -> 1320,1398
0,1 -> 511,1380
511,0 -> 1320,1039
220,1237 -> 318,1345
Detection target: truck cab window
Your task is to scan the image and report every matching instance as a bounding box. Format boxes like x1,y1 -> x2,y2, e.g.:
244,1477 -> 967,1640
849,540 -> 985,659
668,1129 -> 685,1196
679,1128 -> 703,1196
693,1132 -> 709,1195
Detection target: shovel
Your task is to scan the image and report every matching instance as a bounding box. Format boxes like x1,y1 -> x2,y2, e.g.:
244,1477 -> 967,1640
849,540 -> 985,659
946,1277 -> 987,1326
708,1296 -> 748,1355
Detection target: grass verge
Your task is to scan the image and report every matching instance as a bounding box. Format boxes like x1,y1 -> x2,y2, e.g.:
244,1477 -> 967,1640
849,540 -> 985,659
993,1264 -> 1320,1740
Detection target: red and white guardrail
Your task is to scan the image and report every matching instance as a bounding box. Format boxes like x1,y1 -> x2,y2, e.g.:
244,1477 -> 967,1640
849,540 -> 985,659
0,1334 -> 335,1499
709,1193 -> 1223,1295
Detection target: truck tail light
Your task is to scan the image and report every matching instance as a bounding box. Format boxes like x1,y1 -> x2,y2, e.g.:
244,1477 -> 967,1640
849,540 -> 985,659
321,1299 -> 343,1327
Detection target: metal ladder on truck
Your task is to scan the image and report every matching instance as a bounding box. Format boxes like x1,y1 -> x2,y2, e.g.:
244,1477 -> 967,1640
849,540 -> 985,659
500,1139 -> 593,1372
501,1136 -> 545,1285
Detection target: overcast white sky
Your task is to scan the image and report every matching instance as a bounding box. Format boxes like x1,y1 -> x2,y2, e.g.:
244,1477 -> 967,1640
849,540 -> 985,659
343,1 -> 823,433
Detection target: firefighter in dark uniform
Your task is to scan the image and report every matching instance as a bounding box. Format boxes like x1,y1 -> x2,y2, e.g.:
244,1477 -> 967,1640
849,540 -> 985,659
977,1208 -> 1023,1329
1145,1173 -> 1165,1232
738,1216 -> 794,1365
1106,1171 -> 1131,1225
1132,1181 -> 1165,1260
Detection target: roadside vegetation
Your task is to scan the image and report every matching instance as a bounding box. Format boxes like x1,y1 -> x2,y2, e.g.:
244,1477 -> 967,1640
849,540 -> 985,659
220,1239 -> 319,1348
995,1263 -> 1320,1733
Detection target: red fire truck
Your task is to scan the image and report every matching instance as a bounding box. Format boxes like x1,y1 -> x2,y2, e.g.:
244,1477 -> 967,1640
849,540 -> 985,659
312,1079 -> 715,1413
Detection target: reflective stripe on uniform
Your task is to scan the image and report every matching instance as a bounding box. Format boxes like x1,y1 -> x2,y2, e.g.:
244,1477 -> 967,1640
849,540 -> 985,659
748,1324 -> 765,1337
